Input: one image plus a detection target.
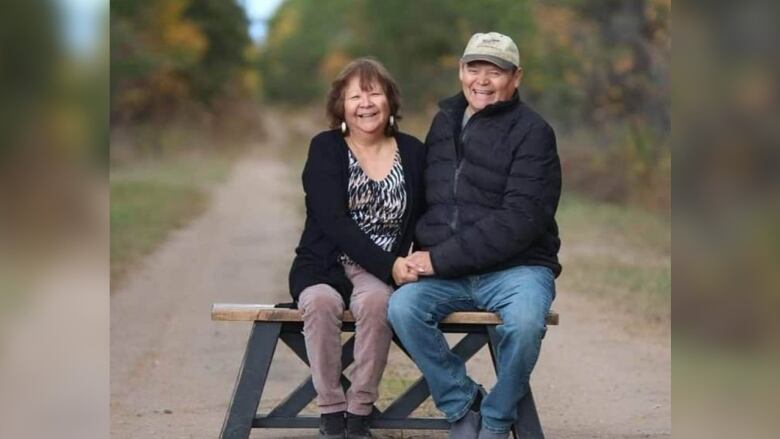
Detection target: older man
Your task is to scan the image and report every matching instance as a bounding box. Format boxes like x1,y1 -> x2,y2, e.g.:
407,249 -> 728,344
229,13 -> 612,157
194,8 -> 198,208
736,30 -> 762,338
388,32 -> 562,439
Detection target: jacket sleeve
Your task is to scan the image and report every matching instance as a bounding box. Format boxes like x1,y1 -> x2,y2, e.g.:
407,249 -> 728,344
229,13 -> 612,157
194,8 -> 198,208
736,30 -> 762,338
302,136 -> 396,282
429,123 -> 561,277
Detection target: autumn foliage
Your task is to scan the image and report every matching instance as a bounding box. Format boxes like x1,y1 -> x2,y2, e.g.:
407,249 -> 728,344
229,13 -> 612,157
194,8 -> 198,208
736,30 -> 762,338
110,0 -> 670,210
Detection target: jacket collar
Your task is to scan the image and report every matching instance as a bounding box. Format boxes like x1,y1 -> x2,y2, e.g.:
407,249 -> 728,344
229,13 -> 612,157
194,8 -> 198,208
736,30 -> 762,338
438,90 -> 520,119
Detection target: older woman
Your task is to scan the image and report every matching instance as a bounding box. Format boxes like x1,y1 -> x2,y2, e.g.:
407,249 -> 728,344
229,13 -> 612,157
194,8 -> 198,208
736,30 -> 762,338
288,58 -> 425,439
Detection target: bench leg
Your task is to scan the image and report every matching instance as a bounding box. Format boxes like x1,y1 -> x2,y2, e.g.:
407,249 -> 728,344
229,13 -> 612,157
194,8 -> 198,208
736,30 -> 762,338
486,326 -> 544,439
513,389 -> 543,439
220,322 -> 281,439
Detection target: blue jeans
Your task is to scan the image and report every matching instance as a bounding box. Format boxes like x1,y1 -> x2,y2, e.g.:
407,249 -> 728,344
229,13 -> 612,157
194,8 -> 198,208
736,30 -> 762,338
387,265 -> 555,434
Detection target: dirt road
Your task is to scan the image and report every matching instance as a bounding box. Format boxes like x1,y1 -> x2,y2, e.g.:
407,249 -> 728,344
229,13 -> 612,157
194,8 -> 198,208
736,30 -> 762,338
110,114 -> 670,438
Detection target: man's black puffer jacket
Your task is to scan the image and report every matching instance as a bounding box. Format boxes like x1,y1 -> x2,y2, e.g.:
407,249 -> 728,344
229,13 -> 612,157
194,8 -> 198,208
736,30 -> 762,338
416,91 -> 562,278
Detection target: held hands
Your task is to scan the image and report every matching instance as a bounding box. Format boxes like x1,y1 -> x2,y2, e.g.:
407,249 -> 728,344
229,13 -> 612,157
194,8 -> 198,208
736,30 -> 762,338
408,251 -> 435,276
392,252 -> 435,286
392,257 -> 419,285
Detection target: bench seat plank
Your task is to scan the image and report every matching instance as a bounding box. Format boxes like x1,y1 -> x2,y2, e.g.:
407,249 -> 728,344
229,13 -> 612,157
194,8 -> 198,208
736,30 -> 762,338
212,303 -> 559,325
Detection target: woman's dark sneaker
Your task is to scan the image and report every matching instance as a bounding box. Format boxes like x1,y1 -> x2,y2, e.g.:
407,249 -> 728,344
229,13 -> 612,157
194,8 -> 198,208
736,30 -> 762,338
346,412 -> 373,439
319,411 -> 346,438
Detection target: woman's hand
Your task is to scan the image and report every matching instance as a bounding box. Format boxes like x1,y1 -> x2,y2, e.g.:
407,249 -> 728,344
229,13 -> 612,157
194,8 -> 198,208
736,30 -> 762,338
408,251 -> 435,276
392,257 -> 419,285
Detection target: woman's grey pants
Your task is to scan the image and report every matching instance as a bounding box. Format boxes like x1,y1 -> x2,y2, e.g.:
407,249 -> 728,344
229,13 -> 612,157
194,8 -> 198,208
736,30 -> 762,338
297,263 -> 393,415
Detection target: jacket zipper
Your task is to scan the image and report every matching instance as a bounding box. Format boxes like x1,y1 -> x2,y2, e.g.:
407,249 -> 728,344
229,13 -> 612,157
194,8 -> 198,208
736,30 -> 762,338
438,93 -> 516,235
451,166 -> 460,232
450,115 -> 475,233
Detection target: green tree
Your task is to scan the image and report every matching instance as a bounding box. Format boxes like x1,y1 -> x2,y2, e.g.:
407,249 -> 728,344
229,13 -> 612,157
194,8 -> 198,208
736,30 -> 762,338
184,0 -> 252,102
111,0 -> 253,121
565,0 -> 670,132
111,0 -> 208,121
259,0 -> 354,103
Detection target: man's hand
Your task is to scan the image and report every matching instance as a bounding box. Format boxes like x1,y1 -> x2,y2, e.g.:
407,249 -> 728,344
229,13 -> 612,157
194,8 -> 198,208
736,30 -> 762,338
392,257 -> 419,285
408,251 -> 435,276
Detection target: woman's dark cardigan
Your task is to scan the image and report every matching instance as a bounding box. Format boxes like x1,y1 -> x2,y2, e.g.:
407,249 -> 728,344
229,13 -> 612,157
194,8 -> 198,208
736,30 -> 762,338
288,129 -> 426,305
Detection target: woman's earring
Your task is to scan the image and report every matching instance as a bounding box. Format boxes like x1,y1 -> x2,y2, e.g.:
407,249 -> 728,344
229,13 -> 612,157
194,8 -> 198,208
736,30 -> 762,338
389,115 -> 395,128
341,121 -> 347,134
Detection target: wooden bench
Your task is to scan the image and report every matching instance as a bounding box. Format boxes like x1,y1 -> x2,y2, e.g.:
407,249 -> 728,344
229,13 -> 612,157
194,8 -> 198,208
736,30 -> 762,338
213,303 -> 559,439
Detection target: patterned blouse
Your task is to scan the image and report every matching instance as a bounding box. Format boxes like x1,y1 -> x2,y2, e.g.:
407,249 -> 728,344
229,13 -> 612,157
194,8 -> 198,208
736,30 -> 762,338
339,147 -> 407,265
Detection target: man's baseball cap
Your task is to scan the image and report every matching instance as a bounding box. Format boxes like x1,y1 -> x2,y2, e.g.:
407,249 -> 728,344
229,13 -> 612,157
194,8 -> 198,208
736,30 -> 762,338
461,32 -> 520,71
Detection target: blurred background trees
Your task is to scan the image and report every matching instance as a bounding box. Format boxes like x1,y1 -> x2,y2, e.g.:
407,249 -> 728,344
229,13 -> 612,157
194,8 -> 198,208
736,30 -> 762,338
111,0 -> 253,121
257,0 -> 669,135
109,0 -> 670,210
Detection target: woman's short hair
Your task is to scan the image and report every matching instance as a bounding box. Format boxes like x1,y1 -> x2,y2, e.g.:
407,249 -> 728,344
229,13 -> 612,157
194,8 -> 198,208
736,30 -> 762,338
325,57 -> 402,136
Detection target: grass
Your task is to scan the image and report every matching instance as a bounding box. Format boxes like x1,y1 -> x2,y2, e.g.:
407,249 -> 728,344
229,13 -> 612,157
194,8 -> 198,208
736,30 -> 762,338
556,193 -> 671,323
110,154 -> 232,286
376,344 -> 439,417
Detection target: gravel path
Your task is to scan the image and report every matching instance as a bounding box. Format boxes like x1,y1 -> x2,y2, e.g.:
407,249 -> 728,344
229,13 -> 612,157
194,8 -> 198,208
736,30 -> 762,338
110,115 -> 670,439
